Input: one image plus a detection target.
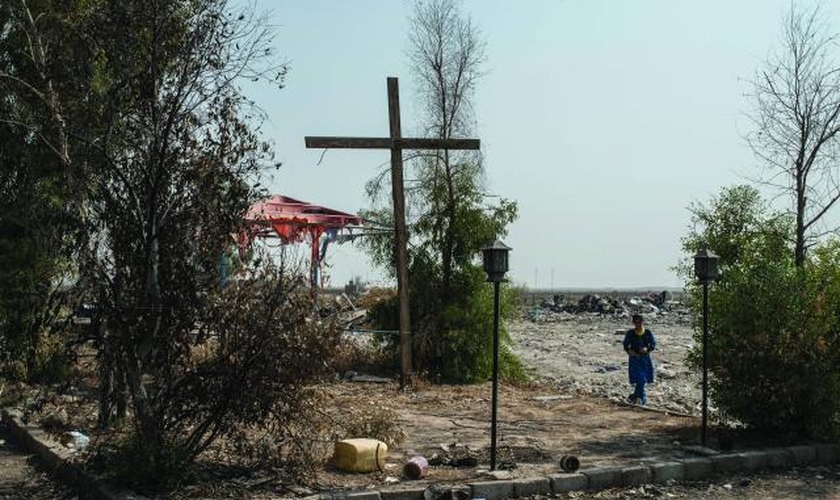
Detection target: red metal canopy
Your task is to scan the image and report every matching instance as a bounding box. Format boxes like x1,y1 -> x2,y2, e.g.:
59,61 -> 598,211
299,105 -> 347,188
241,195 -> 365,288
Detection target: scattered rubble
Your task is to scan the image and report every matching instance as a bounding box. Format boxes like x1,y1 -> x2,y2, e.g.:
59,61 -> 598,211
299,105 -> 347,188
529,291 -> 692,326
425,443 -> 480,468
509,311 -> 701,415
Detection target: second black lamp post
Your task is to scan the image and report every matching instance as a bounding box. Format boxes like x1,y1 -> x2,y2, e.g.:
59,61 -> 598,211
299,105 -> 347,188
693,249 -> 719,447
482,240 -> 511,471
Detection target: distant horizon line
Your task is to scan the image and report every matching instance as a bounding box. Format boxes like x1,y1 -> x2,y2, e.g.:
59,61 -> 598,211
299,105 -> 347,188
520,286 -> 685,293
327,284 -> 685,293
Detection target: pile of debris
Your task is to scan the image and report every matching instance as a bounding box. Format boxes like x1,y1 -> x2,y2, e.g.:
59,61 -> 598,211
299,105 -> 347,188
317,284 -> 400,331
426,443 -> 479,468
530,291 -> 692,324
318,292 -> 367,328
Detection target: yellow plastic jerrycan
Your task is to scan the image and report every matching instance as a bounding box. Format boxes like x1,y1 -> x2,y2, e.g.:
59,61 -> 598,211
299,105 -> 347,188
333,438 -> 388,472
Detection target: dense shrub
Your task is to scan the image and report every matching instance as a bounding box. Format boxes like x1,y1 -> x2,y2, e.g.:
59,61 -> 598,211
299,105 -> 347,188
367,264 -> 525,383
436,265 -> 525,383
682,185 -> 840,438
0,226 -> 73,383
703,250 -> 840,438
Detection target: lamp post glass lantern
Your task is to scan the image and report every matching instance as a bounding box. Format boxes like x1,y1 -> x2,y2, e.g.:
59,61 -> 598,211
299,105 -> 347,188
693,248 -> 719,447
481,240 -> 510,471
483,240 -> 511,283
694,248 -> 719,283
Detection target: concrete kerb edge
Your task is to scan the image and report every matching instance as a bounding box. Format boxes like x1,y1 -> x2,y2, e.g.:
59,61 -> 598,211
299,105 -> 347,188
620,464 -> 652,487
511,477 -> 551,497
4,407 -> 836,500
367,445 -> 835,500
1,409 -> 149,500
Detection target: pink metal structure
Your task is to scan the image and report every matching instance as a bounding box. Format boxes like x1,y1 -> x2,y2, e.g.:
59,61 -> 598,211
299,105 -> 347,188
241,195 -> 364,288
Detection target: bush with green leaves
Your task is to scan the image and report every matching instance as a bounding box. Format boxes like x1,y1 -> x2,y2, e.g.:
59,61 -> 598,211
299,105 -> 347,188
681,185 -> 840,438
358,0 -> 522,384
435,265 -> 525,383
703,246 -> 840,438
365,261 -> 524,383
360,158 -> 523,383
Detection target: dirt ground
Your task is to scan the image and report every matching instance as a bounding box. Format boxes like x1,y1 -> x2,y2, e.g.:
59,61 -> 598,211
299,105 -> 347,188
0,438 -> 76,499
299,313 -> 716,494
19,312 -> 834,499
309,380 -> 698,493
509,312 -> 700,414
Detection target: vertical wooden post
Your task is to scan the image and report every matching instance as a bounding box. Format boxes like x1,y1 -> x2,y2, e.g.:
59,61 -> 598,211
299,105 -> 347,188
388,77 -> 412,386
305,77 -> 480,388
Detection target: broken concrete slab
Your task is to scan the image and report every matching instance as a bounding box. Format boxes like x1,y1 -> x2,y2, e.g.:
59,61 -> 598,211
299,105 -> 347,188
816,444 -> 840,464
468,480 -> 514,500
764,448 -> 794,469
711,453 -> 746,473
678,457 -> 714,481
380,488 -> 426,500
786,445 -> 817,465
739,451 -> 769,471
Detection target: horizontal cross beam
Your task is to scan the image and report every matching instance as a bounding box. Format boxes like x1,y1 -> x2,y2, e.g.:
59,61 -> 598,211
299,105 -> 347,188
305,136 -> 480,150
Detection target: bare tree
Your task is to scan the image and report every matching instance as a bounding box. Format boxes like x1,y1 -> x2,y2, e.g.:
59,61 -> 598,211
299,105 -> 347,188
82,0 -> 296,479
749,4 -> 840,266
409,0 -> 485,302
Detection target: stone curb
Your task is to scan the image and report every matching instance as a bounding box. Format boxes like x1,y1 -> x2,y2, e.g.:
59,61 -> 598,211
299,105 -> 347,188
373,445 -> 839,500
1,409 -> 149,500
3,412 -> 838,500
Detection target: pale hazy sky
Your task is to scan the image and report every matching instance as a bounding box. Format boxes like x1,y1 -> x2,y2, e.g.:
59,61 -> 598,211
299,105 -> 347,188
238,0 -> 838,289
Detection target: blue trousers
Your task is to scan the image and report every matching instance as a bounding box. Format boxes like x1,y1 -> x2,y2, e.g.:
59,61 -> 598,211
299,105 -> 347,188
633,381 -> 647,405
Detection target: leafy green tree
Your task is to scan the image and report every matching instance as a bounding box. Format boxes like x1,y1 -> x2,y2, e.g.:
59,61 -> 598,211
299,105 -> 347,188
407,0 -> 485,309
678,185 -> 791,277
363,158 -> 521,382
361,0 -> 521,382
680,185 -> 840,438
0,0 -> 97,381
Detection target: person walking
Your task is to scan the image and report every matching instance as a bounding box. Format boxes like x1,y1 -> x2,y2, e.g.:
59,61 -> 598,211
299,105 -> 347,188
623,314 -> 656,406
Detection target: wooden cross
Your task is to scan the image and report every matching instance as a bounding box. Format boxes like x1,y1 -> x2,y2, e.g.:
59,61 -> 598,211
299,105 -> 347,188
306,77 -> 480,386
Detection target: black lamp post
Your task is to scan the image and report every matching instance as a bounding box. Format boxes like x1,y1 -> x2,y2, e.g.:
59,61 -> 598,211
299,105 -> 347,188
482,240 -> 511,471
694,248 -> 719,447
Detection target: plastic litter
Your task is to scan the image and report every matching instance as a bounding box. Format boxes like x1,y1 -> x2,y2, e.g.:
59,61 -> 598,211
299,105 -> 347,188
61,431 -> 90,451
